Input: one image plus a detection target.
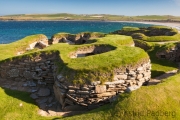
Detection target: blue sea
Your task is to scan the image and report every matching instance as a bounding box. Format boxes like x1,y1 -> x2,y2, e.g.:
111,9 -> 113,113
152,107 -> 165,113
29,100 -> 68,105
0,21 -> 152,44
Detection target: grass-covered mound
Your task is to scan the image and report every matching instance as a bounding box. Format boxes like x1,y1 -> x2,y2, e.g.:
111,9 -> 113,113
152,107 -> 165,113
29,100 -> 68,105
0,34 -> 47,61
62,72 -> 180,120
40,35 -> 149,84
111,26 -> 180,42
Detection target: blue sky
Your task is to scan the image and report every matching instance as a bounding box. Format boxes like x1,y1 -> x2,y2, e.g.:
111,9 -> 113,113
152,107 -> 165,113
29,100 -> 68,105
0,0 -> 180,16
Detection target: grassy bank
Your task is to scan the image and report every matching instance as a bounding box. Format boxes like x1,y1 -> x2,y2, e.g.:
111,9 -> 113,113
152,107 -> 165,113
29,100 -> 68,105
0,34 -> 47,61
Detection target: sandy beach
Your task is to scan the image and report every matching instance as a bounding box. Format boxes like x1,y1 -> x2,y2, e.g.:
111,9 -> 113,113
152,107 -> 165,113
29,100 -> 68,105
125,21 -> 180,32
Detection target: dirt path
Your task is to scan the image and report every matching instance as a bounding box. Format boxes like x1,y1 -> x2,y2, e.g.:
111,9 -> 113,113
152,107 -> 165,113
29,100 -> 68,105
147,70 -> 178,85
148,63 -> 180,86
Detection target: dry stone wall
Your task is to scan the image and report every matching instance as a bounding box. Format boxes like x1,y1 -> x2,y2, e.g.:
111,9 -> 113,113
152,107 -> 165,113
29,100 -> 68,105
53,60 -> 151,110
156,43 -> 180,61
0,52 -> 60,110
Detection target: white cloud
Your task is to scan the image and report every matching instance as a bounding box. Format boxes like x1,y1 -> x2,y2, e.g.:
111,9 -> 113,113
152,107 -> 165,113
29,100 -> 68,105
173,0 -> 180,6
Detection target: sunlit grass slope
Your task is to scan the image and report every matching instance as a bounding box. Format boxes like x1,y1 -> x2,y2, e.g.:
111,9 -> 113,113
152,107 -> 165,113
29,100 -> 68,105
0,88 -> 53,120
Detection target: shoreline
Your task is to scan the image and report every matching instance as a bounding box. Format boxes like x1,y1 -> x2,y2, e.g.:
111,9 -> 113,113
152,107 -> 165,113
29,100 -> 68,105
1,19 -> 179,30
112,21 -> 180,32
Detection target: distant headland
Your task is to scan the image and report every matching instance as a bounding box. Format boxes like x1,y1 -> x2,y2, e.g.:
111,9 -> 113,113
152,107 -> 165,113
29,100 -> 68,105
0,13 -> 180,22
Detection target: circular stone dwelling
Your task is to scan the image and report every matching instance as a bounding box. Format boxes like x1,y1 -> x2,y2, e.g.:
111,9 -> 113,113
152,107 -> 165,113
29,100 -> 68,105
0,34 -> 151,111
51,34 -> 151,110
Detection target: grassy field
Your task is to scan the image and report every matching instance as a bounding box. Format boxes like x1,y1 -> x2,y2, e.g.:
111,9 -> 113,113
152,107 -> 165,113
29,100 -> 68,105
0,13 -> 180,22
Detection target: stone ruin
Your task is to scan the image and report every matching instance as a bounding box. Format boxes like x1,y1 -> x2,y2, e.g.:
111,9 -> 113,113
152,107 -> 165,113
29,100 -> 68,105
156,42 -> 180,61
49,32 -> 105,45
0,33 -> 151,114
22,33 -> 104,55
0,52 -> 59,111
54,60 -> 151,110
0,51 -> 151,112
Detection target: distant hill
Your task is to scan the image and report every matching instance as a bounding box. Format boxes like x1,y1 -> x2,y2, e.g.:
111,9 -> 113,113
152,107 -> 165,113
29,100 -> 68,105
0,13 -> 180,22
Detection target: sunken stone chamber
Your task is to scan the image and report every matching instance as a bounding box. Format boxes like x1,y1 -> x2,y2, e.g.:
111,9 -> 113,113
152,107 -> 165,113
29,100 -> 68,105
70,44 -> 116,58
0,52 -> 60,110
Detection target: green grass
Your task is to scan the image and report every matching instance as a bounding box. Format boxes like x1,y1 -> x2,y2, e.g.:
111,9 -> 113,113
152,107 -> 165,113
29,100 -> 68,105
0,87 -> 54,120
145,34 -> 180,42
122,26 -> 140,31
132,33 -> 148,40
0,34 -> 47,61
